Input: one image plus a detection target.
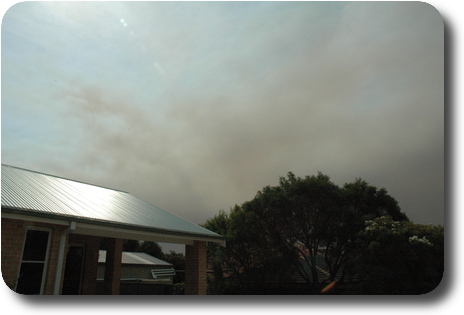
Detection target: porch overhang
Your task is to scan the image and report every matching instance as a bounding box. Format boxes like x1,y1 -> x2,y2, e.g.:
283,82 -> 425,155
1,208 -> 226,246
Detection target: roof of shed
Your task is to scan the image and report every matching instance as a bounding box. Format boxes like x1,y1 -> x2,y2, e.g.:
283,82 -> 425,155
1,164 -> 223,243
98,250 -> 172,266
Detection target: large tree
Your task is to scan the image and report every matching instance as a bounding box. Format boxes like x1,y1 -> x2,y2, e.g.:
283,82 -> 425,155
204,172 -> 410,293
241,172 -> 343,284
203,206 -> 289,294
241,173 -> 409,284
323,178 -> 409,282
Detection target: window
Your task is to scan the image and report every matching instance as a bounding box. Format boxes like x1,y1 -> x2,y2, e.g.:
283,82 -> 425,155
16,229 -> 51,294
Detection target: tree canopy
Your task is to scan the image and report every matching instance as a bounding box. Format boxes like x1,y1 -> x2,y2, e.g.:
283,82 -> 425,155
203,172 -> 442,294
357,216 -> 444,294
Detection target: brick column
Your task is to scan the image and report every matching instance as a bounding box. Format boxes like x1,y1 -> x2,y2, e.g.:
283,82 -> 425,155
184,241 -> 207,295
103,238 -> 123,295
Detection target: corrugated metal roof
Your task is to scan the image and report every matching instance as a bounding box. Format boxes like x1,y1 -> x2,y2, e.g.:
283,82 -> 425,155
1,164 -> 223,241
98,250 -> 172,266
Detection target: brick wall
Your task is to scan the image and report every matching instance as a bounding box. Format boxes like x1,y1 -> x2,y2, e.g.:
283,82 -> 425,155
184,240 -> 207,295
1,218 -> 24,291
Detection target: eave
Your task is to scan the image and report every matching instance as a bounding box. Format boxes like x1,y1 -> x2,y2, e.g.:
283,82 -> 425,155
2,207 -> 226,246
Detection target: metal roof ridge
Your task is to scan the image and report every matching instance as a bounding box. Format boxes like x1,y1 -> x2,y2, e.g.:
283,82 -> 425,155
1,164 -> 129,194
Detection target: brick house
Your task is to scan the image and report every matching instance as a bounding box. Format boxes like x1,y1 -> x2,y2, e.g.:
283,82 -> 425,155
1,164 -> 224,295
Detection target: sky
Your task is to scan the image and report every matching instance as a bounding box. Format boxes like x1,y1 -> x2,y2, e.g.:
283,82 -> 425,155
1,0 -> 444,240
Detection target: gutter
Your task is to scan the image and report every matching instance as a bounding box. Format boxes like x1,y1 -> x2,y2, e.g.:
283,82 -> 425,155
2,207 -> 225,244
53,221 -> 76,295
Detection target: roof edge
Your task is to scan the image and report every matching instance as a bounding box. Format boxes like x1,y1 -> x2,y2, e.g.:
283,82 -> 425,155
1,206 -> 225,244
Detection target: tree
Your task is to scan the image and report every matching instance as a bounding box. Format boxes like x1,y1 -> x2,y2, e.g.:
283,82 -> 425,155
163,251 -> 185,270
203,206 -> 288,294
241,173 -> 410,285
163,251 -> 185,284
123,239 -> 141,252
357,216 -> 443,294
343,178 -> 408,221
204,172 -> 411,293
241,172 -> 343,284
322,179 -> 409,282
138,241 -> 164,259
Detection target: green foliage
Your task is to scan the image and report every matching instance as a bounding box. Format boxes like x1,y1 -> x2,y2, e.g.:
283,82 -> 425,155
138,241 -> 164,259
203,171 -> 425,294
203,206 -> 289,294
163,251 -> 185,284
123,239 -> 141,252
241,172 -> 344,284
163,251 -> 185,270
357,216 -> 444,294
343,179 -> 408,222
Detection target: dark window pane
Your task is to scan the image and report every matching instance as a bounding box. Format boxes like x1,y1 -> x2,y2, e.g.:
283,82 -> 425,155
22,230 -> 49,261
16,262 -> 45,294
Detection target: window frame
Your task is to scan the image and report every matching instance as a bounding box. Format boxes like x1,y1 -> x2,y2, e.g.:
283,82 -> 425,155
16,227 -> 52,294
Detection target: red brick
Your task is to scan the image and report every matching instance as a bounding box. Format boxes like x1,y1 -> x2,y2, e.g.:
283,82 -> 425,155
184,241 -> 207,295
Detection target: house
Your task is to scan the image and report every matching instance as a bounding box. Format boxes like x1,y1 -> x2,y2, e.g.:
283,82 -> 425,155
95,250 -> 175,295
1,164 -> 225,295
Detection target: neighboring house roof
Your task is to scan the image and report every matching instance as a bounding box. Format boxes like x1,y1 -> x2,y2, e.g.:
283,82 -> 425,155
98,250 -> 172,266
97,250 -> 175,283
284,254 -> 360,285
1,164 -> 224,245
287,256 -> 332,284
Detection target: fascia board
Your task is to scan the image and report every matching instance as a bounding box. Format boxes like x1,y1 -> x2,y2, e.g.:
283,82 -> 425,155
2,208 -> 225,246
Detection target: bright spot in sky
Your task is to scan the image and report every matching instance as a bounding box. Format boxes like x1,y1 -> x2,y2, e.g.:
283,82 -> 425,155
120,18 -> 127,27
